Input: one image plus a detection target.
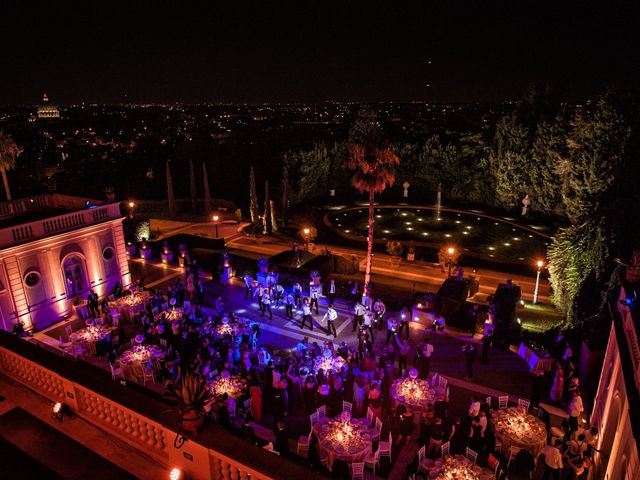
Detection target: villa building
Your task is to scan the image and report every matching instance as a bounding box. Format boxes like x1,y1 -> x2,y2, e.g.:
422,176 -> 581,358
590,271 -> 640,479
0,195 -> 130,332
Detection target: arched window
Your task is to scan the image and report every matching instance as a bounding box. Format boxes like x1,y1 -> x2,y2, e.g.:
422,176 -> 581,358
62,255 -> 87,297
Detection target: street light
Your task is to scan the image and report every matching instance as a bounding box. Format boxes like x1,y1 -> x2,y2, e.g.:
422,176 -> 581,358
533,259 -> 544,304
128,201 -> 135,219
303,227 -> 311,251
447,247 -> 455,278
212,214 -> 220,238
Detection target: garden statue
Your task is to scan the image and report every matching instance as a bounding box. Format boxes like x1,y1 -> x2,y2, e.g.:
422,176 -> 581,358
522,194 -> 531,216
402,181 -> 410,198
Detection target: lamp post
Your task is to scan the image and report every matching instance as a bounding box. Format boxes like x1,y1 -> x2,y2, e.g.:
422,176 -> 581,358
303,227 -> 311,252
533,260 -> 544,304
128,201 -> 135,219
212,214 -> 220,239
447,247 -> 455,278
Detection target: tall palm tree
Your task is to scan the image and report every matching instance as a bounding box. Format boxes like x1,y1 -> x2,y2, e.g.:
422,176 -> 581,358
348,114 -> 399,299
0,130 -> 22,201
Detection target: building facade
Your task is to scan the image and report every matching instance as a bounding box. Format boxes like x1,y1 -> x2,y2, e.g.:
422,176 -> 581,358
0,195 -> 130,331
36,93 -> 60,119
589,275 -> 640,479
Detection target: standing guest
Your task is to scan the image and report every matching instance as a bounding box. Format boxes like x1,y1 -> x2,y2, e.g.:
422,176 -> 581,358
87,290 -> 99,317
243,274 -> 254,300
550,366 -> 564,403
274,284 -> 285,306
394,334 -> 410,377
310,287 -> 320,314
256,284 -> 265,313
427,416 -> 445,458
241,415 -> 257,445
531,368 -> 545,409
350,281 -> 359,307
417,338 -> 434,378
262,292 -> 273,320
274,421 -> 290,457
362,309 -> 375,341
352,301 -> 366,332
385,317 -> 398,345
449,417 -> 466,454
293,282 -> 303,307
568,390 -> 584,435
539,440 -> 563,480
300,298 -> 314,331
463,342 -> 477,380
327,279 -> 337,306
322,305 -> 338,338
373,298 -> 386,330
367,382 -> 382,422
284,292 -> 295,320
352,374 -> 367,415
481,330 -> 493,364
398,306 -> 410,339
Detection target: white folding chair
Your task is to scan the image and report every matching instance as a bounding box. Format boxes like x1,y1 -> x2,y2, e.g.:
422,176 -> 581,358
378,432 -> 392,461
517,398 -> 530,410
438,375 -> 448,390
431,373 -> 439,386
141,362 -> 155,385
109,362 -> 124,381
316,404 -> 326,419
445,386 -> 450,402
65,324 -> 73,340
506,446 -> 522,469
498,395 -> 509,409
486,396 -> 492,408
366,406 -> 374,426
493,461 -> 501,479
350,462 -> 364,480
374,417 -> 383,439
466,447 -> 478,463
441,441 -> 450,457
342,400 -> 352,415
297,431 -> 312,458
418,445 -> 433,473
310,411 -> 319,427
364,447 -> 380,475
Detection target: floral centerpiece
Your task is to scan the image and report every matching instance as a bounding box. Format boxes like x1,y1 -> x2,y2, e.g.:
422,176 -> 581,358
391,373 -> 434,409
207,372 -> 247,399
435,456 -> 479,480
313,350 -> 347,375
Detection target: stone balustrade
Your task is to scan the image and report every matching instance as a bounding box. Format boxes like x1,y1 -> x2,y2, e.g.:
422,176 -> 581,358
0,202 -> 123,249
0,332 -> 326,480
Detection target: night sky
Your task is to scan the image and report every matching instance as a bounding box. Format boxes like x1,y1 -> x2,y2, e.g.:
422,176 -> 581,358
1,1 -> 638,105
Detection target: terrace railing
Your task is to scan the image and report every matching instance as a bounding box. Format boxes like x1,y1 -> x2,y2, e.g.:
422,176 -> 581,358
0,332 -> 325,480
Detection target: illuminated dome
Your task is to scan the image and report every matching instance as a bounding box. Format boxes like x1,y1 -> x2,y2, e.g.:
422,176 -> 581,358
37,93 -> 60,119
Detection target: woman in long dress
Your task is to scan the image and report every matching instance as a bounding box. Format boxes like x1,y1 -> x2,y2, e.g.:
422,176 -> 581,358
550,366 -> 564,403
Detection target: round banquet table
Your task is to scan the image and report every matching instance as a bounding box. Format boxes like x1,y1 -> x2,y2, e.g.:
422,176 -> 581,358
312,416 -> 375,471
390,377 -> 442,413
493,406 -> 547,457
425,455 -> 495,480
119,344 -> 163,383
207,375 -> 247,399
109,292 -> 151,321
69,325 -> 112,355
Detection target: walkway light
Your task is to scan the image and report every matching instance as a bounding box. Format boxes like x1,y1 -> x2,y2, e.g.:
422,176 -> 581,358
533,260 -> 545,304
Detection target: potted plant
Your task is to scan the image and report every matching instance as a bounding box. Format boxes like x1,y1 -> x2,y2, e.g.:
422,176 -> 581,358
164,373 -> 214,434
386,241 -> 403,267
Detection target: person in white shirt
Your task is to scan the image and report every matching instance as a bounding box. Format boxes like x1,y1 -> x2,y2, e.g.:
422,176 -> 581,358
328,279 -> 337,306
285,293 -> 295,320
261,291 -> 272,320
468,396 -> 481,418
352,301 -> 366,332
322,305 -> 338,338
255,284 -> 264,313
362,310 -> 375,341
565,433 -> 588,458
310,288 -> 319,314
568,390 -> 584,433
293,282 -> 303,307
300,298 -> 313,331
539,440 -> 563,480
373,298 -> 386,330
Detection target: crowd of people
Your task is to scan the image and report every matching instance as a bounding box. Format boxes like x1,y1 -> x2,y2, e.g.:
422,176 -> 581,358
73,255 -> 595,479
